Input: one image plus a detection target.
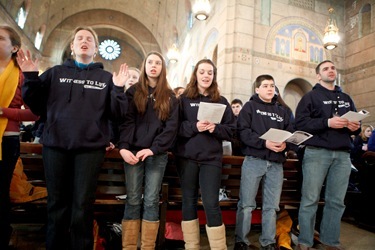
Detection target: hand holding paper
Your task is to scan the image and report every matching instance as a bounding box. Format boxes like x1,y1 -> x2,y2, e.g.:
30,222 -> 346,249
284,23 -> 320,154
259,128 -> 313,145
197,102 -> 226,124
341,110 -> 370,122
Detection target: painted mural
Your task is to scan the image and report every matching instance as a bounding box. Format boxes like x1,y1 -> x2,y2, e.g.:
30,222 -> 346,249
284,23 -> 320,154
273,24 -> 324,63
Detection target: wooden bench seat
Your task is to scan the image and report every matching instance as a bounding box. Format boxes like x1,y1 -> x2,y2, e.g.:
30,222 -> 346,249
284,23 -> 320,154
13,142 -> 168,249
163,154 -> 305,226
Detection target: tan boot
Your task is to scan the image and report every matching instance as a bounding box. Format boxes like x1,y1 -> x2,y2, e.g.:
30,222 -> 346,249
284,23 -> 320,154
122,219 -> 140,250
141,219 -> 159,250
205,224 -> 227,250
181,219 -> 200,249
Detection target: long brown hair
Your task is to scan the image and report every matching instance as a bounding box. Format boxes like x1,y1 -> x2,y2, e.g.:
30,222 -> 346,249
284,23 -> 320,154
185,59 -> 220,102
0,25 -> 21,67
134,51 -> 172,121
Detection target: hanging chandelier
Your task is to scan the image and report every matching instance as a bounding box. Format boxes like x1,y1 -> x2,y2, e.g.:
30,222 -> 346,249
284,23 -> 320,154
323,7 -> 340,50
192,0 -> 211,21
167,43 -> 180,63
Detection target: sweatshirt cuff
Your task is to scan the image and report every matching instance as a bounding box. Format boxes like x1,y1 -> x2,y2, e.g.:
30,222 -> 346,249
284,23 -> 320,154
118,142 -> 130,150
113,85 -> 125,93
150,146 -> 158,155
23,71 -> 40,79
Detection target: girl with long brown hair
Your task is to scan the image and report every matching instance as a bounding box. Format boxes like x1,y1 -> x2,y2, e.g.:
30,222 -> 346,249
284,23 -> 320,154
118,51 -> 179,249
174,59 -> 235,249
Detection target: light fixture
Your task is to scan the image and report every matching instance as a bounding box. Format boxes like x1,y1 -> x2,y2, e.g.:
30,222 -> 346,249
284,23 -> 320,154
323,7 -> 340,50
192,0 -> 211,21
167,43 -> 180,63
99,39 -> 121,60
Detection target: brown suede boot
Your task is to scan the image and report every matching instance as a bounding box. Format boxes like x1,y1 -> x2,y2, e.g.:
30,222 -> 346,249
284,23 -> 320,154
140,219 -> 159,250
122,219 -> 140,250
181,219 -> 200,249
205,224 -> 227,250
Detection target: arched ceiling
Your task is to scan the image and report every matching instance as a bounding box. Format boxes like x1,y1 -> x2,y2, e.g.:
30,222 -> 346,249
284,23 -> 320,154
41,9 -> 160,71
1,0 -> 191,70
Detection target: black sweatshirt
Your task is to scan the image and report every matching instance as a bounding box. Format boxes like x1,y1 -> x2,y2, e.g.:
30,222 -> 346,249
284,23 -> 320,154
295,83 -> 360,150
238,94 -> 293,163
22,59 -> 127,150
118,84 -> 179,155
173,94 -> 235,167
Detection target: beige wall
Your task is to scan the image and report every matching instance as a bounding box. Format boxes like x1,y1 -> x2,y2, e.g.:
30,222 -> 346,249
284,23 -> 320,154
1,0 -> 374,125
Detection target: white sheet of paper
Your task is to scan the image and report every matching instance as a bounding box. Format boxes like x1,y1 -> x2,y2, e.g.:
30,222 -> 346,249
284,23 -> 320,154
197,102 -> 226,124
341,110 -> 370,121
259,128 -> 313,145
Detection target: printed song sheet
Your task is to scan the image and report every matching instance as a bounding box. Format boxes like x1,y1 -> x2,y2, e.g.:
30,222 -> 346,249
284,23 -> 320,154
197,102 -> 226,124
259,128 -> 313,145
341,110 -> 370,121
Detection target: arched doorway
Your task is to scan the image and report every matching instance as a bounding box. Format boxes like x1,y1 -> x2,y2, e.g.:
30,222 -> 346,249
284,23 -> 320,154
283,78 -> 312,115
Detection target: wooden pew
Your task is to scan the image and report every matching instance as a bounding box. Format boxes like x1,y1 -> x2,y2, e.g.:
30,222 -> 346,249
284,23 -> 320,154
163,154 -> 304,226
14,142 -> 168,249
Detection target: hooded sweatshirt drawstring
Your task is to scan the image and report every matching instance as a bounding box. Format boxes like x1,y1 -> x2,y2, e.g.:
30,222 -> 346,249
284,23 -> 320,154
68,60 -> 93,102
67,66 -> 77,103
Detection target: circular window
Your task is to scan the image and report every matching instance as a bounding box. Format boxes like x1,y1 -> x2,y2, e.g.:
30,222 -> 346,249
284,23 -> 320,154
99,39 -> 121,60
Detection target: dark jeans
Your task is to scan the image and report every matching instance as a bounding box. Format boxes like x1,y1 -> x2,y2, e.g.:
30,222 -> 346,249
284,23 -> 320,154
0,136 -> 20,248
123,152 -> 168,221
43,146 -> 105,250
176,157 -> 223,227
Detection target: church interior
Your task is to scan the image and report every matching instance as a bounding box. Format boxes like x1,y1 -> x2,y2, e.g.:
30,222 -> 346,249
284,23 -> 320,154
1,0 -> 375,249
1,0 -> 374,124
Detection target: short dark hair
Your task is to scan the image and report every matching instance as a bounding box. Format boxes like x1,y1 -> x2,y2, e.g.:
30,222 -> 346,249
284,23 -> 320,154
315,60 -> 334,74
254,74 -> 274,88
231,98 -> 243,106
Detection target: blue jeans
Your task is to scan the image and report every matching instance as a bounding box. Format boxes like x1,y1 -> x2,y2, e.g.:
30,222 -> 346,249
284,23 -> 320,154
298,146 -> 351,247
123,152 -> 168,221
43,146 -> 104,250
235,156 -> 283,246
176,157 -> 223,227
0,136 -> 20,248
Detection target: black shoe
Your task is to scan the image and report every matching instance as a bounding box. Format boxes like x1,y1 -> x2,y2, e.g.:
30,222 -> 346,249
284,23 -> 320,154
260,243 -> 277,250
234,242 -> 249,250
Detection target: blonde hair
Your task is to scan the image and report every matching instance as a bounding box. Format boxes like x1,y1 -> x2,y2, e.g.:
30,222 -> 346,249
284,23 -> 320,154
0,25 -> 21,66
128,67 -> 141,74
360,124 -> 374,141
70,26 -> 99,57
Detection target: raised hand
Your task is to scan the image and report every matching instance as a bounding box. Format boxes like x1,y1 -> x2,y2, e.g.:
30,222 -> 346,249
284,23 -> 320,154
112,63 -> 129,87
17,49 -> 39,72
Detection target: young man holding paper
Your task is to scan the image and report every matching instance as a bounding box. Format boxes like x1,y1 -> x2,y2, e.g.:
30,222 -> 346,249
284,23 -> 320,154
294,60 -> 361,250
234,74 -> 293,250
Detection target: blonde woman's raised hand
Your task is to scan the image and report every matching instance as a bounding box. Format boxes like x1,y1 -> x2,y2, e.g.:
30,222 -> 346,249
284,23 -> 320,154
17,49 -> 39,72
113,63 -> 129,87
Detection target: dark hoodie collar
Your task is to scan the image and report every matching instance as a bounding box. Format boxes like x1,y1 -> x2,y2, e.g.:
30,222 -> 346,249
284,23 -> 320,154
63,59 -> 104,70
250,93 -> 277,105
313,83 -> 342,93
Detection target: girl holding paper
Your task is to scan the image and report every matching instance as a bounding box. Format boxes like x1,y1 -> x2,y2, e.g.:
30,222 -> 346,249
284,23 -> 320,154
174,59 -> 235,249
